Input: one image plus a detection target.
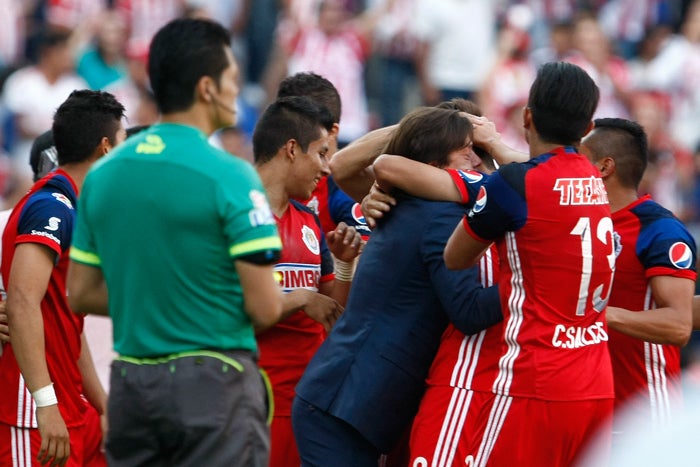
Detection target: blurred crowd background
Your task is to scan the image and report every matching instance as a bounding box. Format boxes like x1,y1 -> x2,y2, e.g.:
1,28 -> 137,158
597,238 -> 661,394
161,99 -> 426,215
3,0 -> 700,363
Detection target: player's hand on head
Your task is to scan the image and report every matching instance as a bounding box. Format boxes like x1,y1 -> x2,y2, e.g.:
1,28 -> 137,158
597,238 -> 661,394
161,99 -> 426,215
361,183 -> 396,229
467,114 -> 500,149
326,222 -> 362,262
36,405 -> 70,466
304,293 -> 344,332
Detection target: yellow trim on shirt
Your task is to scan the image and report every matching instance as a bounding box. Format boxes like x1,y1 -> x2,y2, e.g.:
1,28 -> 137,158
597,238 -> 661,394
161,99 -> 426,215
69,247 -> 101,266
229,236 -> 282,258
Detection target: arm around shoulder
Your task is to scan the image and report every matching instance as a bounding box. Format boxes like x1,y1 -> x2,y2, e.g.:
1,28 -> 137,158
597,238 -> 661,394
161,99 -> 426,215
373,154 -> 461,201
330,125 -> 397,202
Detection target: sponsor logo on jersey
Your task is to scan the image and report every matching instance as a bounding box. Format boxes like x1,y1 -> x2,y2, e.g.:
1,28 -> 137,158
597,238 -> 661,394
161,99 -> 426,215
274,263 -> 321,292
30,230 -> 60,245
51,193 -> 73,209
669,242 -> 693,269
553,177 -> 608,205
351,203 -> 367,225
248,190 -> 275,226
301,225 -> 320,255
459,169 -> 483,184
305,196 -> 320,215
44,217 -> 61,231
471,186 -> 487,214
551,321 -> 608,349
136,134 -> 166,154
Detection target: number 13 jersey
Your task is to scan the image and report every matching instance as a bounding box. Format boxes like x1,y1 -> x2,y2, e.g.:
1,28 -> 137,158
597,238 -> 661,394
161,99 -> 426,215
460,146 -> 615,401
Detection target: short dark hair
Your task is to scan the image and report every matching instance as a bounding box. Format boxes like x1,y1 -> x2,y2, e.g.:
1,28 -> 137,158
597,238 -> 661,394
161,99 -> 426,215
277,72 -> 342,124
52,90 -> 125,166
383,107 -> 473,168
253,96 -> 334,164
528,61 -> 599,145
148,18 -> 232,113
587,118 -> 648,189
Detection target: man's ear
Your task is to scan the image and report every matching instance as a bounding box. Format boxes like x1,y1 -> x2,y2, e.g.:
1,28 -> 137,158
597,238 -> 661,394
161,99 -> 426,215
597,156 -> 616,178
582,120 -> 595,138
329,123 -> 340,139
196,75 -> 215,104
523,106 -> 532,131
285,139 -> 297,161
99,136 -> 111,155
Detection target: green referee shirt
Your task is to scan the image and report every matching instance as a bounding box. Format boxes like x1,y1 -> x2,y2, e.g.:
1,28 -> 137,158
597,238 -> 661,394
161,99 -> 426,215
70,123 -> 281,357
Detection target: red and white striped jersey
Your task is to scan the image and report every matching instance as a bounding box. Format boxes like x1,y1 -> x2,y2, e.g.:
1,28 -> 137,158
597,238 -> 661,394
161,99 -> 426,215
425,245 -> 504,394
607,195 -> 696,424
461,147 -> 615,401
257,200 -> 334,417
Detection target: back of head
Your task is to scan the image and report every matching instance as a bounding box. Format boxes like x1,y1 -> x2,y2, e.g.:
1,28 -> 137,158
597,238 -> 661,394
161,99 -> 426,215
384,107 -> 472,168
29,130 -> 56,181
148,18 -> 231,114
277,72 -> 342,124
588,118 -> 648,189
52,90 -> 125,166
435,98 -> 480,114
528,61 -> 599,145
253,96 -> 334,164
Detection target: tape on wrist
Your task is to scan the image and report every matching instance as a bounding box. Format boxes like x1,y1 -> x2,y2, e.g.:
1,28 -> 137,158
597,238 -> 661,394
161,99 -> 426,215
334,259 -> 356,282
32,383 -> 58,407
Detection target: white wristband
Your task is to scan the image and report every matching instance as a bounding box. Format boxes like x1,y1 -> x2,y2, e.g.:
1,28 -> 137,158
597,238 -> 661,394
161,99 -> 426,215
334,259 -> 356,282
32,383 -> 58,407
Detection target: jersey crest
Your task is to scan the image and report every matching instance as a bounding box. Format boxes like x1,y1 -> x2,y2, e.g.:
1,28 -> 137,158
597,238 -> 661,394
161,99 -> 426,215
301,224 -> 320,255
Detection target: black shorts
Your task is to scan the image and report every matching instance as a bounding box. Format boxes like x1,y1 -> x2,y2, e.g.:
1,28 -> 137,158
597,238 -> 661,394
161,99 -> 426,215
106,350 -> 270,467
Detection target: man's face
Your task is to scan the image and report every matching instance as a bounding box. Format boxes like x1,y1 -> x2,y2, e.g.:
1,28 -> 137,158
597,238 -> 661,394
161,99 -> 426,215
445,137 -> 479,171
290,129 -> 331,199
213,47 -> 240,129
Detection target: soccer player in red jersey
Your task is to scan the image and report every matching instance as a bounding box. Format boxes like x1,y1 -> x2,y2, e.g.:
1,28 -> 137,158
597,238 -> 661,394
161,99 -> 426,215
443,61 -> 614,466
253,96 -> 362,467
581,118 -> 695,432
277,72 -> 371,239
373,63 -> 614,465
0,90 -> 125,467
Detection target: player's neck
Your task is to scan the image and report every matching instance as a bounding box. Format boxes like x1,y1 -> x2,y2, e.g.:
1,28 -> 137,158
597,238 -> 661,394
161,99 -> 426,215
528,138 -> 570,158
606,185 -> 638,213
160,105 -> 217,136
256,165 -> 289,217
57,162 -> 90,193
